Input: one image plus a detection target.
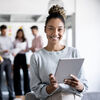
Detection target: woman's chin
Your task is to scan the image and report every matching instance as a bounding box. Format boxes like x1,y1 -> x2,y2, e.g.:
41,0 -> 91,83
49,39 -> 59,44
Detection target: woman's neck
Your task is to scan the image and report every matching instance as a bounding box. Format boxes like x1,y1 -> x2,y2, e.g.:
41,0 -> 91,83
45,43 -> 65,51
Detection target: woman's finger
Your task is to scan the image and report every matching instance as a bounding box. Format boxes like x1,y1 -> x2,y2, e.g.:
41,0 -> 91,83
49,73 -> 53,77
70,74 -> 79,82
64,79 -> 78,86
49,74 -> 57,84
49,74 -> 55,79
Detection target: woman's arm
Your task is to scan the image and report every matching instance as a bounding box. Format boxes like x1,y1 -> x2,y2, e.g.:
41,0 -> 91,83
64,48 -> 88,95
30,54 -> 51,99
46,74 -> 59,94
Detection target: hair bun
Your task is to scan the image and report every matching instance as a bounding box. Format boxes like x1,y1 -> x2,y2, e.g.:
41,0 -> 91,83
49,5 -> 66,20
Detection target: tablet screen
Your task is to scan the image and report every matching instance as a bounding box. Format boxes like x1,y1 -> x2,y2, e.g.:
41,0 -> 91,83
55,58 -> 84,83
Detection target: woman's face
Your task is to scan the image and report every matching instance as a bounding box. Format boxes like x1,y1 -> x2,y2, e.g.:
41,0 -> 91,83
45,18 -> 65,45
17,31 -> 23,39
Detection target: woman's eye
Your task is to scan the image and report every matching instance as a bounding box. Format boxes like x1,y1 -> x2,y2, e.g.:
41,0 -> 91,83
58,29 -> 62,31
48,28 -> 53,30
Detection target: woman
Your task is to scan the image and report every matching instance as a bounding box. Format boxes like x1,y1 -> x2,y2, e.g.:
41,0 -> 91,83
13,29 -> 30,96
30,5 -> 88,100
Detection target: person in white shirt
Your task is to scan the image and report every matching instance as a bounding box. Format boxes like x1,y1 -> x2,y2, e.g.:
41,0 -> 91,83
0,25 -> 14,100
13,29 -> 30,97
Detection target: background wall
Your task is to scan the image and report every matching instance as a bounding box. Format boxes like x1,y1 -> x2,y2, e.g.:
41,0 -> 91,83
0,0 -> 75,15
76,0 -> 100,91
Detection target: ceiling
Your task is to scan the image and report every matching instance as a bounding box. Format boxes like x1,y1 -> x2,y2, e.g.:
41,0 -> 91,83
0,0 -> 75,22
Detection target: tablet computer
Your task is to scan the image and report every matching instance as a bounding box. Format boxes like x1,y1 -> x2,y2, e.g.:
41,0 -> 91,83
55,58 -> 84,83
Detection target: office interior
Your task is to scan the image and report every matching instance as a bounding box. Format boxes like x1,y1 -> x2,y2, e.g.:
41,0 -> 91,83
0,0 -> 100,100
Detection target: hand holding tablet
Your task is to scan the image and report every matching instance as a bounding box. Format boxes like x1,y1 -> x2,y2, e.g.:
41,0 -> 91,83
55,58 -> 84,83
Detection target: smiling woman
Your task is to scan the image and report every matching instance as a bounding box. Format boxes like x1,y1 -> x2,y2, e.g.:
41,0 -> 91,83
45,19 -> 65,45
30,5 -> 88,100
44,5 -> 66,50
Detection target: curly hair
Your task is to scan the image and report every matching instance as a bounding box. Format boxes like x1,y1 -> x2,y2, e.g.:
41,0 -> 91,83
45,5 -> 66,26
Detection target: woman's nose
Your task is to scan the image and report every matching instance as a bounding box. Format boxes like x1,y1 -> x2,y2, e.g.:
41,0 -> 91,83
53,29 -> 59,36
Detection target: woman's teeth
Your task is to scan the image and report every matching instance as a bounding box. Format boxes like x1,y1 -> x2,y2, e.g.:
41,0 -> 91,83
50,36 -> 59,39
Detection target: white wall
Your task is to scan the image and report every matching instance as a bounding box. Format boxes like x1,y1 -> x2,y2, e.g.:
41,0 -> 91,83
76,0 -> 100,91
0,0 -> 49,15
0,0 -> 75,15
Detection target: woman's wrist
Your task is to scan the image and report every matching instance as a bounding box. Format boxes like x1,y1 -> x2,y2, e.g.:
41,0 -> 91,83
77,85 -> 84,92
46,85 -> 57,94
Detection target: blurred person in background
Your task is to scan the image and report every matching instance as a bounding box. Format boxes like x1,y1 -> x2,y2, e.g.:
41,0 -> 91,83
13,28 -> 30,98
0,25 -> 14,100
30,25 -> 43,52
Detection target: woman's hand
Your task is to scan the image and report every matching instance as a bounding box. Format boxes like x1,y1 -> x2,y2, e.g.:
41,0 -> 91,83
21,49 -> 28,52
30,47 -> 35,52
64,74 -> 84,92
46,74 -> 59,94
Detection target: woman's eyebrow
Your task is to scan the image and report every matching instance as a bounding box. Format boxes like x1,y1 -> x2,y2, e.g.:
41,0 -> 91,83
47,25 -> 54,27
58,26 -> 64,28
47,25 -> 64,28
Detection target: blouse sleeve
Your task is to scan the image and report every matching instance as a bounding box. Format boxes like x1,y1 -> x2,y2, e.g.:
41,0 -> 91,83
30,54 -> 50,99
72,48 -> 88,96
59,48 -> 88,96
